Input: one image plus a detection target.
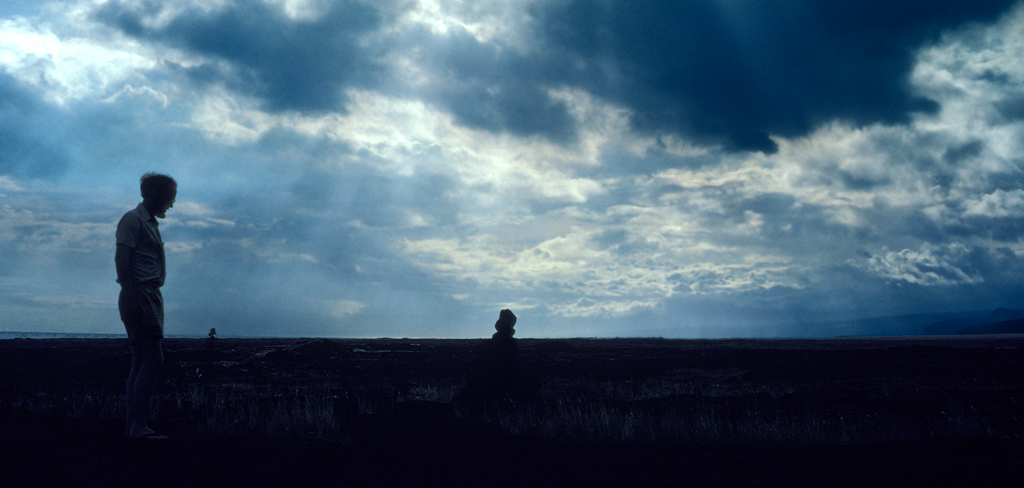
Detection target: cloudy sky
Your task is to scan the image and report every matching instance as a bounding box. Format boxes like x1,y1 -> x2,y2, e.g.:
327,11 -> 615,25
3,0 -> 1024,338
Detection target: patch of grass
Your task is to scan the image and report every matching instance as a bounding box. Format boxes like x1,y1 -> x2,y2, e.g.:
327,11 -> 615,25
8,373 -> 1017,446
160,384 -> 344,440
6,377 -> 465,442
5,338 -> 1022,447
484,374 -> 1020,446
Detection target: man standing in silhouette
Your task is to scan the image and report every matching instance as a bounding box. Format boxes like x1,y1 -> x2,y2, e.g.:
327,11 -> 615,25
116,173 -> 176,440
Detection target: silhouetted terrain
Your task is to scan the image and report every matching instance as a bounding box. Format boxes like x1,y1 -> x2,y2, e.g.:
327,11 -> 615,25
956,318 -> 1024,335
3,336 -> 1024,487
923,308 -> 1024,335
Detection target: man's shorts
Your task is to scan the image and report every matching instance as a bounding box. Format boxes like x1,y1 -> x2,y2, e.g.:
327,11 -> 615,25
119,283 -> 164,345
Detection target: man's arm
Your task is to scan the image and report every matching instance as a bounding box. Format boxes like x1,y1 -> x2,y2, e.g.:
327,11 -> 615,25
115,243 -> 137,308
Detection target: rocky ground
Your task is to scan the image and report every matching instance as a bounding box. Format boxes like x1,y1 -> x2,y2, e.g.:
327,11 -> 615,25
2,335 -> 1024,487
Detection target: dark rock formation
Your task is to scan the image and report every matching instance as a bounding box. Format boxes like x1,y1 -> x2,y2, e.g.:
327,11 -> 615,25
455,310 -> 540,407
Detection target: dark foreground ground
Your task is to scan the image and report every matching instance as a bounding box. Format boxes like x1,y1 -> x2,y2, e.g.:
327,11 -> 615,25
2,335 -> 1024,487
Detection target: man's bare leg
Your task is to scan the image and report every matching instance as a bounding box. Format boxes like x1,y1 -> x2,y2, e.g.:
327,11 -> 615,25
124,336 -> 164,439
125,345 -> 141,436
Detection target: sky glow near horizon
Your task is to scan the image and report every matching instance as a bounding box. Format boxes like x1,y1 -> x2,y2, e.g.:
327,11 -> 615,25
2,0 -> 1024,338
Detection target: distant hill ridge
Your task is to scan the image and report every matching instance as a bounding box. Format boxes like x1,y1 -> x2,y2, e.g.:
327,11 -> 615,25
956,318 -> 1024,335
923,308 -> 1024,336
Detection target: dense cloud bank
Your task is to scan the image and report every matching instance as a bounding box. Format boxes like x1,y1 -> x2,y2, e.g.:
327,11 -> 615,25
537,0 -> 1021,152
2,1 -> 1024,337
93,0 -> 1020,152
94,0 -> 386,113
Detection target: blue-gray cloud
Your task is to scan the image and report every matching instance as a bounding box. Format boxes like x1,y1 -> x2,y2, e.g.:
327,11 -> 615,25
534,0 -> 1020,152
408,27 -> 578,141
0,72 -> 70,178
90,0 -> 1022,153
95,0 -> 386,113
995,95 -> 1024,121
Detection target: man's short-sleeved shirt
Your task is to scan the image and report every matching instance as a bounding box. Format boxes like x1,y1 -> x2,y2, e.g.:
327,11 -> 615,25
116,203 -> 166,287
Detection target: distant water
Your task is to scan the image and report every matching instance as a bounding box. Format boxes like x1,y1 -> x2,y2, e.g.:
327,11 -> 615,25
0,331 -> 203,339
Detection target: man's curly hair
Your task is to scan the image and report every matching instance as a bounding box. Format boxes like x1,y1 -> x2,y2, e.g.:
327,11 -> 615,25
140,173 -> 176,203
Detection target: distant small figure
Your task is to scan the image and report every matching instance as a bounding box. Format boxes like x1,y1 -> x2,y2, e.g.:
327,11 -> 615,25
208,328 -> 217,340
456,309 -> 540,407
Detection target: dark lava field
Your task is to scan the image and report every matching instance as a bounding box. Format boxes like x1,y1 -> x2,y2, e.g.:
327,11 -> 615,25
3,335 -> 1023,487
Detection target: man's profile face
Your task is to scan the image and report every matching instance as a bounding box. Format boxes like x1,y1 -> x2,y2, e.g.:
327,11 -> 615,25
154,187 -> 176,219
